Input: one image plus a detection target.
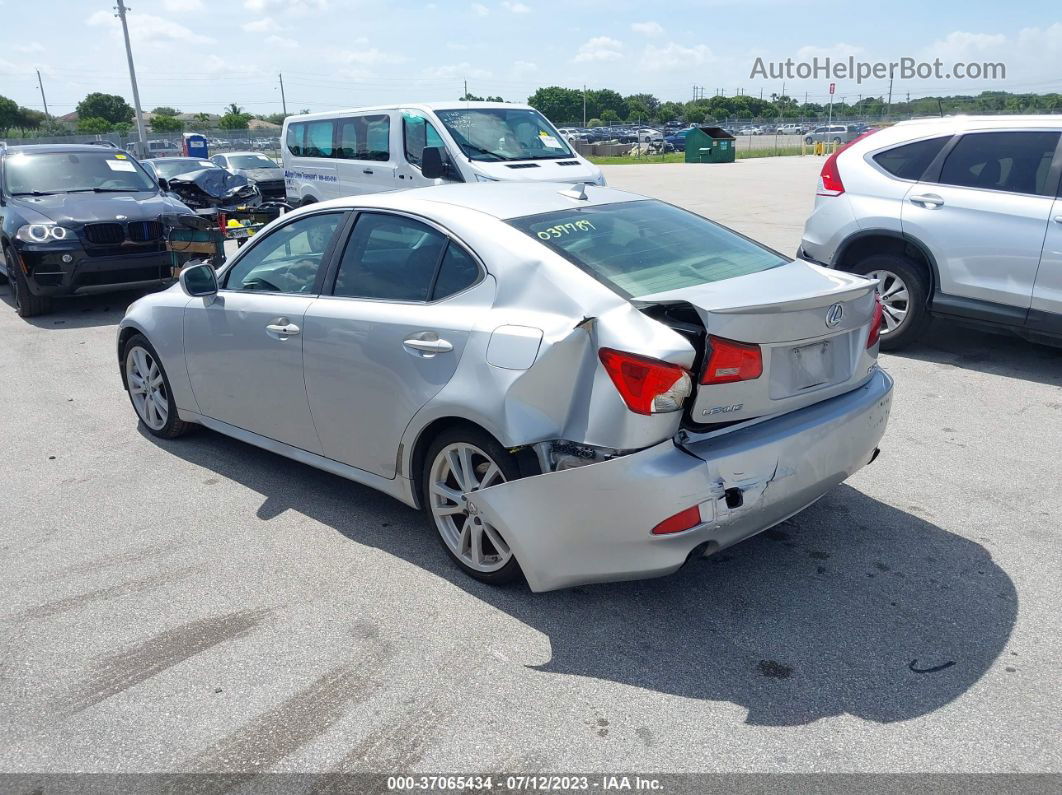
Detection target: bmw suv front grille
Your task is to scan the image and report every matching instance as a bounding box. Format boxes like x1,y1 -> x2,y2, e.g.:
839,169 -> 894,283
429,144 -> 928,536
81,219 -> 167,256
83,223 -> 125,245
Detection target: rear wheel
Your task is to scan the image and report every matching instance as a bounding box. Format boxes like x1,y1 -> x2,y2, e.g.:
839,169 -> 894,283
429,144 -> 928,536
5,246 -> 52,318
850,254 -> 931,351
421,427 -> 523,585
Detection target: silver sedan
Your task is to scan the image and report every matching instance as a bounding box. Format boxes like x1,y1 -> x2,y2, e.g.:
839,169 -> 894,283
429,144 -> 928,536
118,182 -> 893,591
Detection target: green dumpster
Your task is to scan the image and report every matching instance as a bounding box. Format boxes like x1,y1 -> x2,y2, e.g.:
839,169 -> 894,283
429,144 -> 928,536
684,126 -> 736,163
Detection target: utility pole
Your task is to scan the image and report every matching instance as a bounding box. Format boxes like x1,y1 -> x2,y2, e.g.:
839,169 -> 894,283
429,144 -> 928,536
582,84 -> 586,127
463,79 -> 468,101
885,74 -> 893,119
115,0 -> 146,154
278,72 -> 287,116
36,69 -> 50,118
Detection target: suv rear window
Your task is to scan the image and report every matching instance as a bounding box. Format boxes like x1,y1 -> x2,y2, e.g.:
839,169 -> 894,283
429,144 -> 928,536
509,200 -> 786,298
873,136 -> 950,180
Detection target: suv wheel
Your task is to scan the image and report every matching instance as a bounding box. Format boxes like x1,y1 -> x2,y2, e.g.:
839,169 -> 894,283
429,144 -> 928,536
4,246 -> 52,318
851,255 -> 931,351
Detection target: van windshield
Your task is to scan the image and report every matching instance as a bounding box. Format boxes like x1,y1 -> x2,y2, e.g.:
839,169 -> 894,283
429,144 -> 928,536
434,107 -> 573,162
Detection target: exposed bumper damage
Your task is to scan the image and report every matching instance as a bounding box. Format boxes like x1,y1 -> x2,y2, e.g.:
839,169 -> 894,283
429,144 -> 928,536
469,369 -> 893,592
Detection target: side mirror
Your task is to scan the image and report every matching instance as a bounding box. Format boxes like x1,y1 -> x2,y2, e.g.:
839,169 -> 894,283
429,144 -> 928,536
158,177 -> 170,192
179,262 -> 218,297
421,146 -> 446,180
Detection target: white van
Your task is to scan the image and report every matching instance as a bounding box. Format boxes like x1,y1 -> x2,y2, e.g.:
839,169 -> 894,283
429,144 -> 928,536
281,102 -> 605,205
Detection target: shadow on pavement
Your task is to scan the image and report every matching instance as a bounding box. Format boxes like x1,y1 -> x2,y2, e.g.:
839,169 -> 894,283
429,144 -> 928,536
146,426 -> 1017,727
0,283 -> 160,330
891,319 -> 1062,387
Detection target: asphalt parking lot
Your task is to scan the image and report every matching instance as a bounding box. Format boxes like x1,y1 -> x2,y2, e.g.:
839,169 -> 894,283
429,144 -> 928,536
2,157 -> 1060,778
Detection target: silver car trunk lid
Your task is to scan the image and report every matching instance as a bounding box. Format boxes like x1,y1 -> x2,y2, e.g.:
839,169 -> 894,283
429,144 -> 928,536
637,260 -> 879,425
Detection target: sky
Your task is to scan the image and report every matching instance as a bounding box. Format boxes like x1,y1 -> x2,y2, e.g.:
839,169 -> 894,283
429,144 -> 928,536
0,0 -> 1060,117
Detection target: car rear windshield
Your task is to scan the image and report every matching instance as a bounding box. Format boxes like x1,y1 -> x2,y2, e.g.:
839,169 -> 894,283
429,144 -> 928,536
4,151 -> 156,195
227,154 -> 277,169
509,200 -> 786,298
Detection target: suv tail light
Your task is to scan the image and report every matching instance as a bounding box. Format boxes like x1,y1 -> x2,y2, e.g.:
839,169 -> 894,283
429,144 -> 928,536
816,129 -> 879,197
867,293 -> 884,349
701,336 -> 763,384
599,348 -> 692,415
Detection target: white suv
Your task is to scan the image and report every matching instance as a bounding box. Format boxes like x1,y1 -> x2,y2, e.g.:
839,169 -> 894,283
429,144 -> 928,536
799,116 -> 1062,349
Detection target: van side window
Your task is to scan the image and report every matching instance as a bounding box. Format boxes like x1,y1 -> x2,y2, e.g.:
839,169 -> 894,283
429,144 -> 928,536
336,115 -> 390,162
937,131 -> 1060,196
305,120 -> 335,158
403,113 -> 445,167
286,123 -> 303,156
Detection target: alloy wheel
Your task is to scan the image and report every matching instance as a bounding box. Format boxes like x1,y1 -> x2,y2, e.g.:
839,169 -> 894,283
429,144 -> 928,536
428,442 -> 511,573
868,269 -> 910,335
126,345 -> 169,431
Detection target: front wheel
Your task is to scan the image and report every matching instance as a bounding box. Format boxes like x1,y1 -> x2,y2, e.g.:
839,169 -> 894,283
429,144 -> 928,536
123,334 -> 193,439
851,255 -> 931,351
5,246 -> 52,317
422,428 -> 524,585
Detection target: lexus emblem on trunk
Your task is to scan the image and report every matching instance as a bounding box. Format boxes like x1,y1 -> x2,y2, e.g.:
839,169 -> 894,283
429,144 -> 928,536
825,303 -> 844,327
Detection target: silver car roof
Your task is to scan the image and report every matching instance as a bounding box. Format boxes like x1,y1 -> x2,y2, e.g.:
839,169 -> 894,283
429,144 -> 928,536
315,183 -> 649,221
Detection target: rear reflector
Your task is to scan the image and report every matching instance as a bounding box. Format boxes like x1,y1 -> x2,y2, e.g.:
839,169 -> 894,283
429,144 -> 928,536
651,505 -> 702,535
701,336 -> 763,384
867,292 -> 884,349
599,348 -> 691,415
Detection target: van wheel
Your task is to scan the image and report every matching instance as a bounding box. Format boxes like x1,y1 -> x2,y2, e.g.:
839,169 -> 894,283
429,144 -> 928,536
850,255 -> 930,351
421,427 -> 524,586
300,196 -> 317,207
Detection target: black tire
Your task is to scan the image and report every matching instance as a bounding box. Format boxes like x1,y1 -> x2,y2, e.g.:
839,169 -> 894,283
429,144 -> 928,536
420,426 -> 525,586
300,195 -> 317,207
5,246 -> 52,318
122,333 -> 194,439
804,136 -> 813,145
850,254 -> 931,351
832,136 -> 842,144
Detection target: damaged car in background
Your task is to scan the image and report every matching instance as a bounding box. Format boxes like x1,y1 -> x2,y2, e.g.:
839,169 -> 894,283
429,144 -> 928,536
149,160 -> 262,211
116,182 -> 893,591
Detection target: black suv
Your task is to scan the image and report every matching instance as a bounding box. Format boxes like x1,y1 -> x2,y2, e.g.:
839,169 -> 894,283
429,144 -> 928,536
0,144 -> 194,317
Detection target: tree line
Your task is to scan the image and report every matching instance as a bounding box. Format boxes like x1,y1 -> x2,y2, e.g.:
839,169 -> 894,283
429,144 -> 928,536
3,88 -> 1060,139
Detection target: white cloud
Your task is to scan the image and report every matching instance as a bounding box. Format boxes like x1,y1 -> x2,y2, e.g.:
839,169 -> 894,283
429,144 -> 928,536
795,42 -> 865,60
471,3 -> 489,16
512,60 -> 537,76
265,34 -> 299,49
242,17 -> 281,33
641,41 -> 713,71
502,1 -> 531,12
324,46 -> 404,66
164,0 -> 202,9
86,10 -> 215,46
424,62 -> 492,79
573,36 -> 623,63
631,21 -> 664,37
245,0 -> 328,16
15,42 -> 45,54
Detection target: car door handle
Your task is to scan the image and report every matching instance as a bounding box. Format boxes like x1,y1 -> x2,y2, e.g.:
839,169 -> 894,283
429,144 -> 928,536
266,322 -> 300,336
362,168 -> 373,175
909,193 -> 944,207
403,335 -> 453,354
1054,215 -> 1062,224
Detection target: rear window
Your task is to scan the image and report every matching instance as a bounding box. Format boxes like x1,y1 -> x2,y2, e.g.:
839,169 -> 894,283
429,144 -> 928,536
509,200 -> 786,298
873,136 -> 950,180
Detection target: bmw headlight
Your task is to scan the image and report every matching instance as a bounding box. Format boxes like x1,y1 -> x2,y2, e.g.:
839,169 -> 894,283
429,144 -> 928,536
15,223 -> 71,243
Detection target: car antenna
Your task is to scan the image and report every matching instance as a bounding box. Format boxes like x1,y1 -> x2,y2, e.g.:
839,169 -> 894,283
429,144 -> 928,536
559,182 -> 589,201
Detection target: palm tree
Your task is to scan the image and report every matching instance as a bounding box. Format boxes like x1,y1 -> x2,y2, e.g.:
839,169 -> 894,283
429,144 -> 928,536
225,103 -> 245,116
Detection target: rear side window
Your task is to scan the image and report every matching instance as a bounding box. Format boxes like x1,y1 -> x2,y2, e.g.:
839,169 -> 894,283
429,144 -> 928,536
874,136 -> 950,180
286,120 -> 338,158
333,213 -> 446,301
937,131 -> 1060,196
432,244 -> 479,299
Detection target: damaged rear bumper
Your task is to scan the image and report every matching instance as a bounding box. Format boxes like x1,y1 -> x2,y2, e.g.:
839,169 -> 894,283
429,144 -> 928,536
469,368 -> 893,592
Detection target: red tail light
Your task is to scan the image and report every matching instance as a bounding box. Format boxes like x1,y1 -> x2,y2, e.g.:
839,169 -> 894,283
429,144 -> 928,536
816,129 -> 878,197
651,505 -> 702,535
599,348 -> 692,415
701,336 -> 763,385
867,292 -> 884,349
